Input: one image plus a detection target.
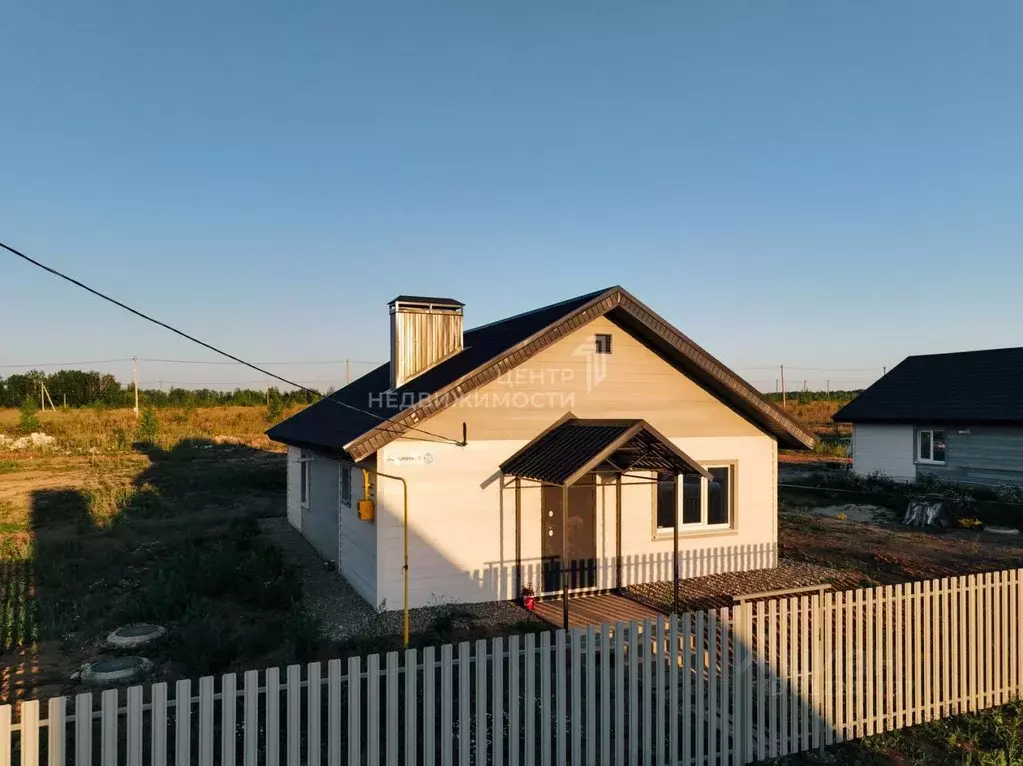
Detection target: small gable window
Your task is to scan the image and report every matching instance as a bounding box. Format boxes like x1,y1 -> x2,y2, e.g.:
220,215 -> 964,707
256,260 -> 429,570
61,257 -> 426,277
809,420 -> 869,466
595,333 -> 612,354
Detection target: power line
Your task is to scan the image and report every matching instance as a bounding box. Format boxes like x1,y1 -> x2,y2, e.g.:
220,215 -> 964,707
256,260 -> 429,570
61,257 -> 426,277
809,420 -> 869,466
139,358 -> 384,366
0,359 -> 132,369
0,240 -> 464,448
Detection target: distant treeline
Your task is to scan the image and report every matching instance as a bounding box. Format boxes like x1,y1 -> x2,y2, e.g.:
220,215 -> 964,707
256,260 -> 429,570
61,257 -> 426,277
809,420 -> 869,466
763,389 -> 861,405
0,369 -> 321,409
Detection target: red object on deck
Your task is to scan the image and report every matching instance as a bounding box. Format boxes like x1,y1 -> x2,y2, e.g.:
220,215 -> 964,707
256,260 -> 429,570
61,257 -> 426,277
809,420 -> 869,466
521,585 -> 536,611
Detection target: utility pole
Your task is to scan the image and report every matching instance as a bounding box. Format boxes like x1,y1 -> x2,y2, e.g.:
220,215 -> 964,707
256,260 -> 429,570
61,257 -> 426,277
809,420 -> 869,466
826,378 -> 830,396
883,365 -> 887,376
780,364 -> 786,409
40,380 -> 45,411
346,359 -> 351,385
133,355 -> 140,417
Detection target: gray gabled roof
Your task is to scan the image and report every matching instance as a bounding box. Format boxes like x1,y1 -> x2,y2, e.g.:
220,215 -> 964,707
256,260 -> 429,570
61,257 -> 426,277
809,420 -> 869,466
267,286 -> 817,459
834,346 -> 1023,425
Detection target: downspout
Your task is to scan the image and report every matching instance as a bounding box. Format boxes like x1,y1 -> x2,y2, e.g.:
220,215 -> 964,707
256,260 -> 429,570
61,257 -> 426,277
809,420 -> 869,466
365,468 -> 411,648
561,483 -> 570,631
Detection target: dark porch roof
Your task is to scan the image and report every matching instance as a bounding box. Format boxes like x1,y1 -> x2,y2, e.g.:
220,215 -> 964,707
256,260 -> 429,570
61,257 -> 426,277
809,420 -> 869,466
499,414 -> 711,487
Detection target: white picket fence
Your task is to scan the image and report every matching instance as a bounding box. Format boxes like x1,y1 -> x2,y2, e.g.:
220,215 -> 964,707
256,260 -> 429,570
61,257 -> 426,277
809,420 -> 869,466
1,568 -> 1021,764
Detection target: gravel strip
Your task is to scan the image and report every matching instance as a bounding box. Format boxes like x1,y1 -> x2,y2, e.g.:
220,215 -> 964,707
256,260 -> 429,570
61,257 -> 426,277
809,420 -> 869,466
627,559 -> 865,615
258,517 -> 542,643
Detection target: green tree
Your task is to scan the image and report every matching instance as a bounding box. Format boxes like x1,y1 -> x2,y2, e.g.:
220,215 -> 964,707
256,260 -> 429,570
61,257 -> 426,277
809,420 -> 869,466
136,407 -> 160,445
17,396 -> 41,434
264,389 -> 285,425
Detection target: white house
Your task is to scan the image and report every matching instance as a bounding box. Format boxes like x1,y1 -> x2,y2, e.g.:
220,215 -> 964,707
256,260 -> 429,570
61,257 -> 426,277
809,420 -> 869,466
267,287 -> 816,616
835,347 -> 1023,486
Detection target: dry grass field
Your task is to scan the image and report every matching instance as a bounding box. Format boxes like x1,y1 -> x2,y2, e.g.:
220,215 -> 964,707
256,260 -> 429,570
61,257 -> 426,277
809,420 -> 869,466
0,406 -> 316,704
0,404 -> 305,454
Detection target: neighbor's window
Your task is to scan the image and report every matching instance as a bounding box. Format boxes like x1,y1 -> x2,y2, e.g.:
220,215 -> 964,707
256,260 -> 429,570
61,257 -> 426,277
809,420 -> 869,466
918,429 -> 946,464
340,464 -> 352,507
595,333 -> 612,354
299,451 -> 311,507
654,465 -> 735,532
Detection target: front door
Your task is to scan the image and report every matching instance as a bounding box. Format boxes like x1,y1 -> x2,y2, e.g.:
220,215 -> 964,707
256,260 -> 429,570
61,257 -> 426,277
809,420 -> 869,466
541,476 -> 597,593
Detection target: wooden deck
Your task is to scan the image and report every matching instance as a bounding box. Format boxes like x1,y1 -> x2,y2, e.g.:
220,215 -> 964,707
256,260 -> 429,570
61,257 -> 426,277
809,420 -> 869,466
531,592 -> 667,631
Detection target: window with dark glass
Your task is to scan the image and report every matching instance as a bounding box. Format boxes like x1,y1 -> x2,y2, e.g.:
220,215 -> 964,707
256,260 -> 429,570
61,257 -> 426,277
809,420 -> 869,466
655,472 -> 676,529
341,465 -> 352,507
918,429 -> 946,463
707,466 -> 732,526
595,333 -> 612,354
681,474 -> 702,524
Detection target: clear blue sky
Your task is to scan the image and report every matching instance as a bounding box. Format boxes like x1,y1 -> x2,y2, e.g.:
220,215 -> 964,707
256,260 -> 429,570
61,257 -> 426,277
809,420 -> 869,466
3,2 -> 1021,392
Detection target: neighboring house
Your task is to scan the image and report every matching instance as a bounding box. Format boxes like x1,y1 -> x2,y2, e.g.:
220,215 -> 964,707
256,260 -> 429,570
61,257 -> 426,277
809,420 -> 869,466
834,347 -> 1023,486
267,287 -> 815,611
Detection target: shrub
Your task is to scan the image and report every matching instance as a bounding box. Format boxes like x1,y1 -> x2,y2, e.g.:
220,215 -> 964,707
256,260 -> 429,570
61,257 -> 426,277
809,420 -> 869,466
264,392 -> 285,425
135,407 -> 159,445
17,396 -> 41,435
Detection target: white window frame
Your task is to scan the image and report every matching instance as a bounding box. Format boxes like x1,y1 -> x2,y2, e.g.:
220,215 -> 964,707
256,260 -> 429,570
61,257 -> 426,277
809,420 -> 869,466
916,429 -> 947,465
653,463 -> 735,536
340,463 -> 352,508
298,450 -> 313,509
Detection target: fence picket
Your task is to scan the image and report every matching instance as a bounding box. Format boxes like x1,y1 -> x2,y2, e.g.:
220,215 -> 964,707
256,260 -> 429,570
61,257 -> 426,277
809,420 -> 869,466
788,597 -> 799,752
287,664 -> 301,766
628,620 -> 639,766
708,610 -> 719,766
387,653 -> 399,766
367,654 -> 381,766
424,647 -> 436,766
492,639 -> 503,766
47,697 -> 65,766
922,581 -> 932,723
556,629 -> 572,766
584,626 -> 595,766
508,636 -> 520,766
327,661 -> 342,766
642,617 -> 654,766
799,596 -> 810,750
1000,571 -> 1010,704
615,621 -> 626,766
152,683 -> 168,766
969,575 -> 979,712
766,598 -> 778,758
127,685 -> 143,766
458,643 -> 471,766
668,615 -> 678,766
523,634 -> 535,766
199,675 -> 214,766
540,631 -> 552,766
756,600 -> 767,760
243,671 -> 258,766
0,706 -> 10,766
221,673 -> 237,766
777,597 -> 789,751
475,640 -> 488,766
348,656 -> 361,766
719,607 -> 731,765
654,619 -> 665,766
266,667 -> 280,766
864,589 -> 875,737
308,662 -> 322,766
681,614 -> 693,766
405,649 -> 418,766
695,611 -> 706,765
175,680 -> 191,766
22,699 -> 39,766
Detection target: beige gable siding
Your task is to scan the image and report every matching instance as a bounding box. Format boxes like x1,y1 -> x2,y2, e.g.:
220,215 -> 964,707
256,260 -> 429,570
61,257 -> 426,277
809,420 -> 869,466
372,315 -> 778,610
419,315 -> 762,441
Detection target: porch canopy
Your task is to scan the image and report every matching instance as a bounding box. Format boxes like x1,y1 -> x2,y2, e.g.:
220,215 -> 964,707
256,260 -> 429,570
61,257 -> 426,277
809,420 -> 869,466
499,415 -> 710,487
500,415 -> 709,628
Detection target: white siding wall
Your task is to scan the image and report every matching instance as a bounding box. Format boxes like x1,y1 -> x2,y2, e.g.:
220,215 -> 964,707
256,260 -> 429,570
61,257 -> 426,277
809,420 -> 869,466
286,446 -> 302,531
302,455 -> 341,562
338,461 -> 377,607
851,424 -> 916,481
375,433 -> 777,609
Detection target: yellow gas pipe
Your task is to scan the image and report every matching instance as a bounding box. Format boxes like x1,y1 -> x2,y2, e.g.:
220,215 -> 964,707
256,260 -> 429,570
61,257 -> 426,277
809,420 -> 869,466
363,468 -> 410,647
